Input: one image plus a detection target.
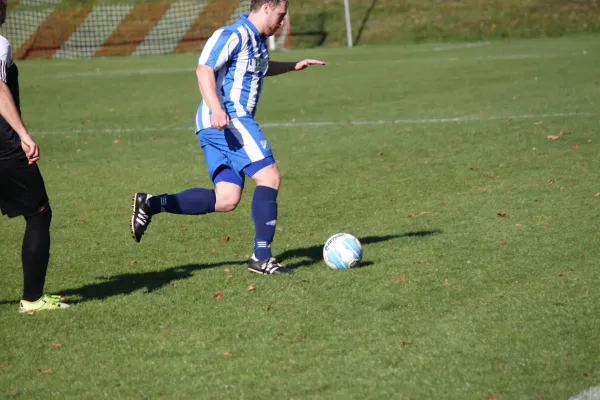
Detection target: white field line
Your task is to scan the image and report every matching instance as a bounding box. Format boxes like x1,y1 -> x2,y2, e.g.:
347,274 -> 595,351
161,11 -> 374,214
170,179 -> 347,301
50,67 -> 195,79
33,51 -> 589,79
432,41 -> 491,51
569,385 -> 600,400
33,112 -> 594,135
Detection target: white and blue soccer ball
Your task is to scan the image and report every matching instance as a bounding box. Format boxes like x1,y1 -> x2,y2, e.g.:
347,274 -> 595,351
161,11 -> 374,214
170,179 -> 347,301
323,233 -> 362,269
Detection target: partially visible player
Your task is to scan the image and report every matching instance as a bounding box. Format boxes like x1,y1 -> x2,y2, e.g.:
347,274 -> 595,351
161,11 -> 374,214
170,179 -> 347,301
131,0 -> 325,275
0,0 -> 69,312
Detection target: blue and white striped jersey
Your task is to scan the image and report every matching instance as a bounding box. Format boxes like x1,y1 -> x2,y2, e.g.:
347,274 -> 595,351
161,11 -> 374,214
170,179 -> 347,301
195,15 -> 270,132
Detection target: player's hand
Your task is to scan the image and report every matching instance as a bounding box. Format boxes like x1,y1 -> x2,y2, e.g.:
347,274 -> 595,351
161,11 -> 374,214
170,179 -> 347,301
20,133 -> 40,164
211,109 -> 230,130
295,59 -> 326,71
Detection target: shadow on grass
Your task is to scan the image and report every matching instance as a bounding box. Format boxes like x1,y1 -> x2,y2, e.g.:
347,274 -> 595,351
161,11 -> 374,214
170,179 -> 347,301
0,230 -> 440,304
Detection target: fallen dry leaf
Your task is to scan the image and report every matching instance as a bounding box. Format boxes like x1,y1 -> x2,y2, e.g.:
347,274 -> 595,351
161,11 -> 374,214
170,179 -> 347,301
560,130 -> 573,135
210,248 -> 217,253
38,368 -> 53,374
227,275 -> 233,279
220,236 -> 231,243
570,145 -> 580,149
398,276 -> 406,284
224,268 -> 231,273
594,192 -> 600,197
180,226 -> 188,231
584,372 -> 590,376
441,202 -> 446,206
408,210 -> 434,217
470,167 -> 479,171
113,139 -> 119,144
401,341 -> 414,347
0,364 -> 4,369
588,139 -> 592,143
496,212 -> 506,217
248,284 -> 256,291
547,135 -> 559,140
222,352 -> 233,357
266,304 -> 271,311
27,311 -> 35,316
214,292 -> 223,300
149,136 -> 157,140
548,180 -> 554,185
51,342 -> 61,349
488,174 -> 500,179
496,240 -> 505,245
129,260 -> 137,265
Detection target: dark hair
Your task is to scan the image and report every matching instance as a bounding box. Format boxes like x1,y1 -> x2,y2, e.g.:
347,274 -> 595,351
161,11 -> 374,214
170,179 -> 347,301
250,0 -> 287,12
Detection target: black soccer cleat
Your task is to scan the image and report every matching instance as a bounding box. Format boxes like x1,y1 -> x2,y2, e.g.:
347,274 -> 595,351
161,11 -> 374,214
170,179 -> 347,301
248,255 -> 293,275
130,193 -> 153,243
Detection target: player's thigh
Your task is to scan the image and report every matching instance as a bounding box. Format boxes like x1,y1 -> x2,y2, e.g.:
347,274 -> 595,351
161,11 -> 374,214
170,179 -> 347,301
0,157 -> 49,218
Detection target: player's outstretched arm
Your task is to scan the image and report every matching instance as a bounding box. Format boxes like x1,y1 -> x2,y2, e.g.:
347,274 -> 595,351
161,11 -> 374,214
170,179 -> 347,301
266,59 -> 326,77
0,80 -> 39,164
196,64 -> 230,130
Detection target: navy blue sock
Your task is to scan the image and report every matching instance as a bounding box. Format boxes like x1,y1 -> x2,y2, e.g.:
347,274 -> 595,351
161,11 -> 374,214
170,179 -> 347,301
147,188 -> 216,215
252,186 -> 278,260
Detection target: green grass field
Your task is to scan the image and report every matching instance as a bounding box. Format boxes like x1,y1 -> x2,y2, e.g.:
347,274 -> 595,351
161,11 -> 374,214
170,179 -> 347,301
1,35 -> 599,399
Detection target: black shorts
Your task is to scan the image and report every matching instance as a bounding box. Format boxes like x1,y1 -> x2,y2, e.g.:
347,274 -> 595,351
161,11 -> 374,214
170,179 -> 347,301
0,156 -> 49,218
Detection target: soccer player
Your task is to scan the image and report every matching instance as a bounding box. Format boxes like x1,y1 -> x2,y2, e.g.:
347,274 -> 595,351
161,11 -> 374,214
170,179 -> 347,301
131,0 -> 325,275
0,0 -> 69,312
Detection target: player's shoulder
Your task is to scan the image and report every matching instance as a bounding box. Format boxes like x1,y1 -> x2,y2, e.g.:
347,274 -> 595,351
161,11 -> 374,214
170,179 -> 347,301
0,35 -> 10,50
218,24 -> 245,43
0,35 -> 11,60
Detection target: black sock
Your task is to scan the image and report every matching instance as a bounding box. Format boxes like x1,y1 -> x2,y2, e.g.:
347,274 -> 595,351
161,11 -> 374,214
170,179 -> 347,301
21,206 -> 52,302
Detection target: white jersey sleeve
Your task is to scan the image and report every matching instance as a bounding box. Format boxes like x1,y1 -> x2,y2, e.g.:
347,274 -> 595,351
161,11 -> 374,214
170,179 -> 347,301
198,29 -> 241,70
0,36 -> 13,83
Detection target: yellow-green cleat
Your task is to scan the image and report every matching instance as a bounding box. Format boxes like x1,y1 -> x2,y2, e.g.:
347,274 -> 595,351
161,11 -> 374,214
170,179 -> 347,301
19,294 -> 70,313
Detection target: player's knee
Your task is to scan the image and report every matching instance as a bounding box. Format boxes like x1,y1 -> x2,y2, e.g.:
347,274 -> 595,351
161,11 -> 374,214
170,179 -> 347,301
215,192 -> 241,212
252,164 -> 280,190
25,203 -> 52,226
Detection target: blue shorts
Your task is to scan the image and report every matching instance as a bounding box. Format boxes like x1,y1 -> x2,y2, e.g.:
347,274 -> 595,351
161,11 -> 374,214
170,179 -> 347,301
197,117 -> 274,187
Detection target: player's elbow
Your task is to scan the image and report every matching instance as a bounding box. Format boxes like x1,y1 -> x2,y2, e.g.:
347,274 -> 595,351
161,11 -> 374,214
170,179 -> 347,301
196,64 -> 214,78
